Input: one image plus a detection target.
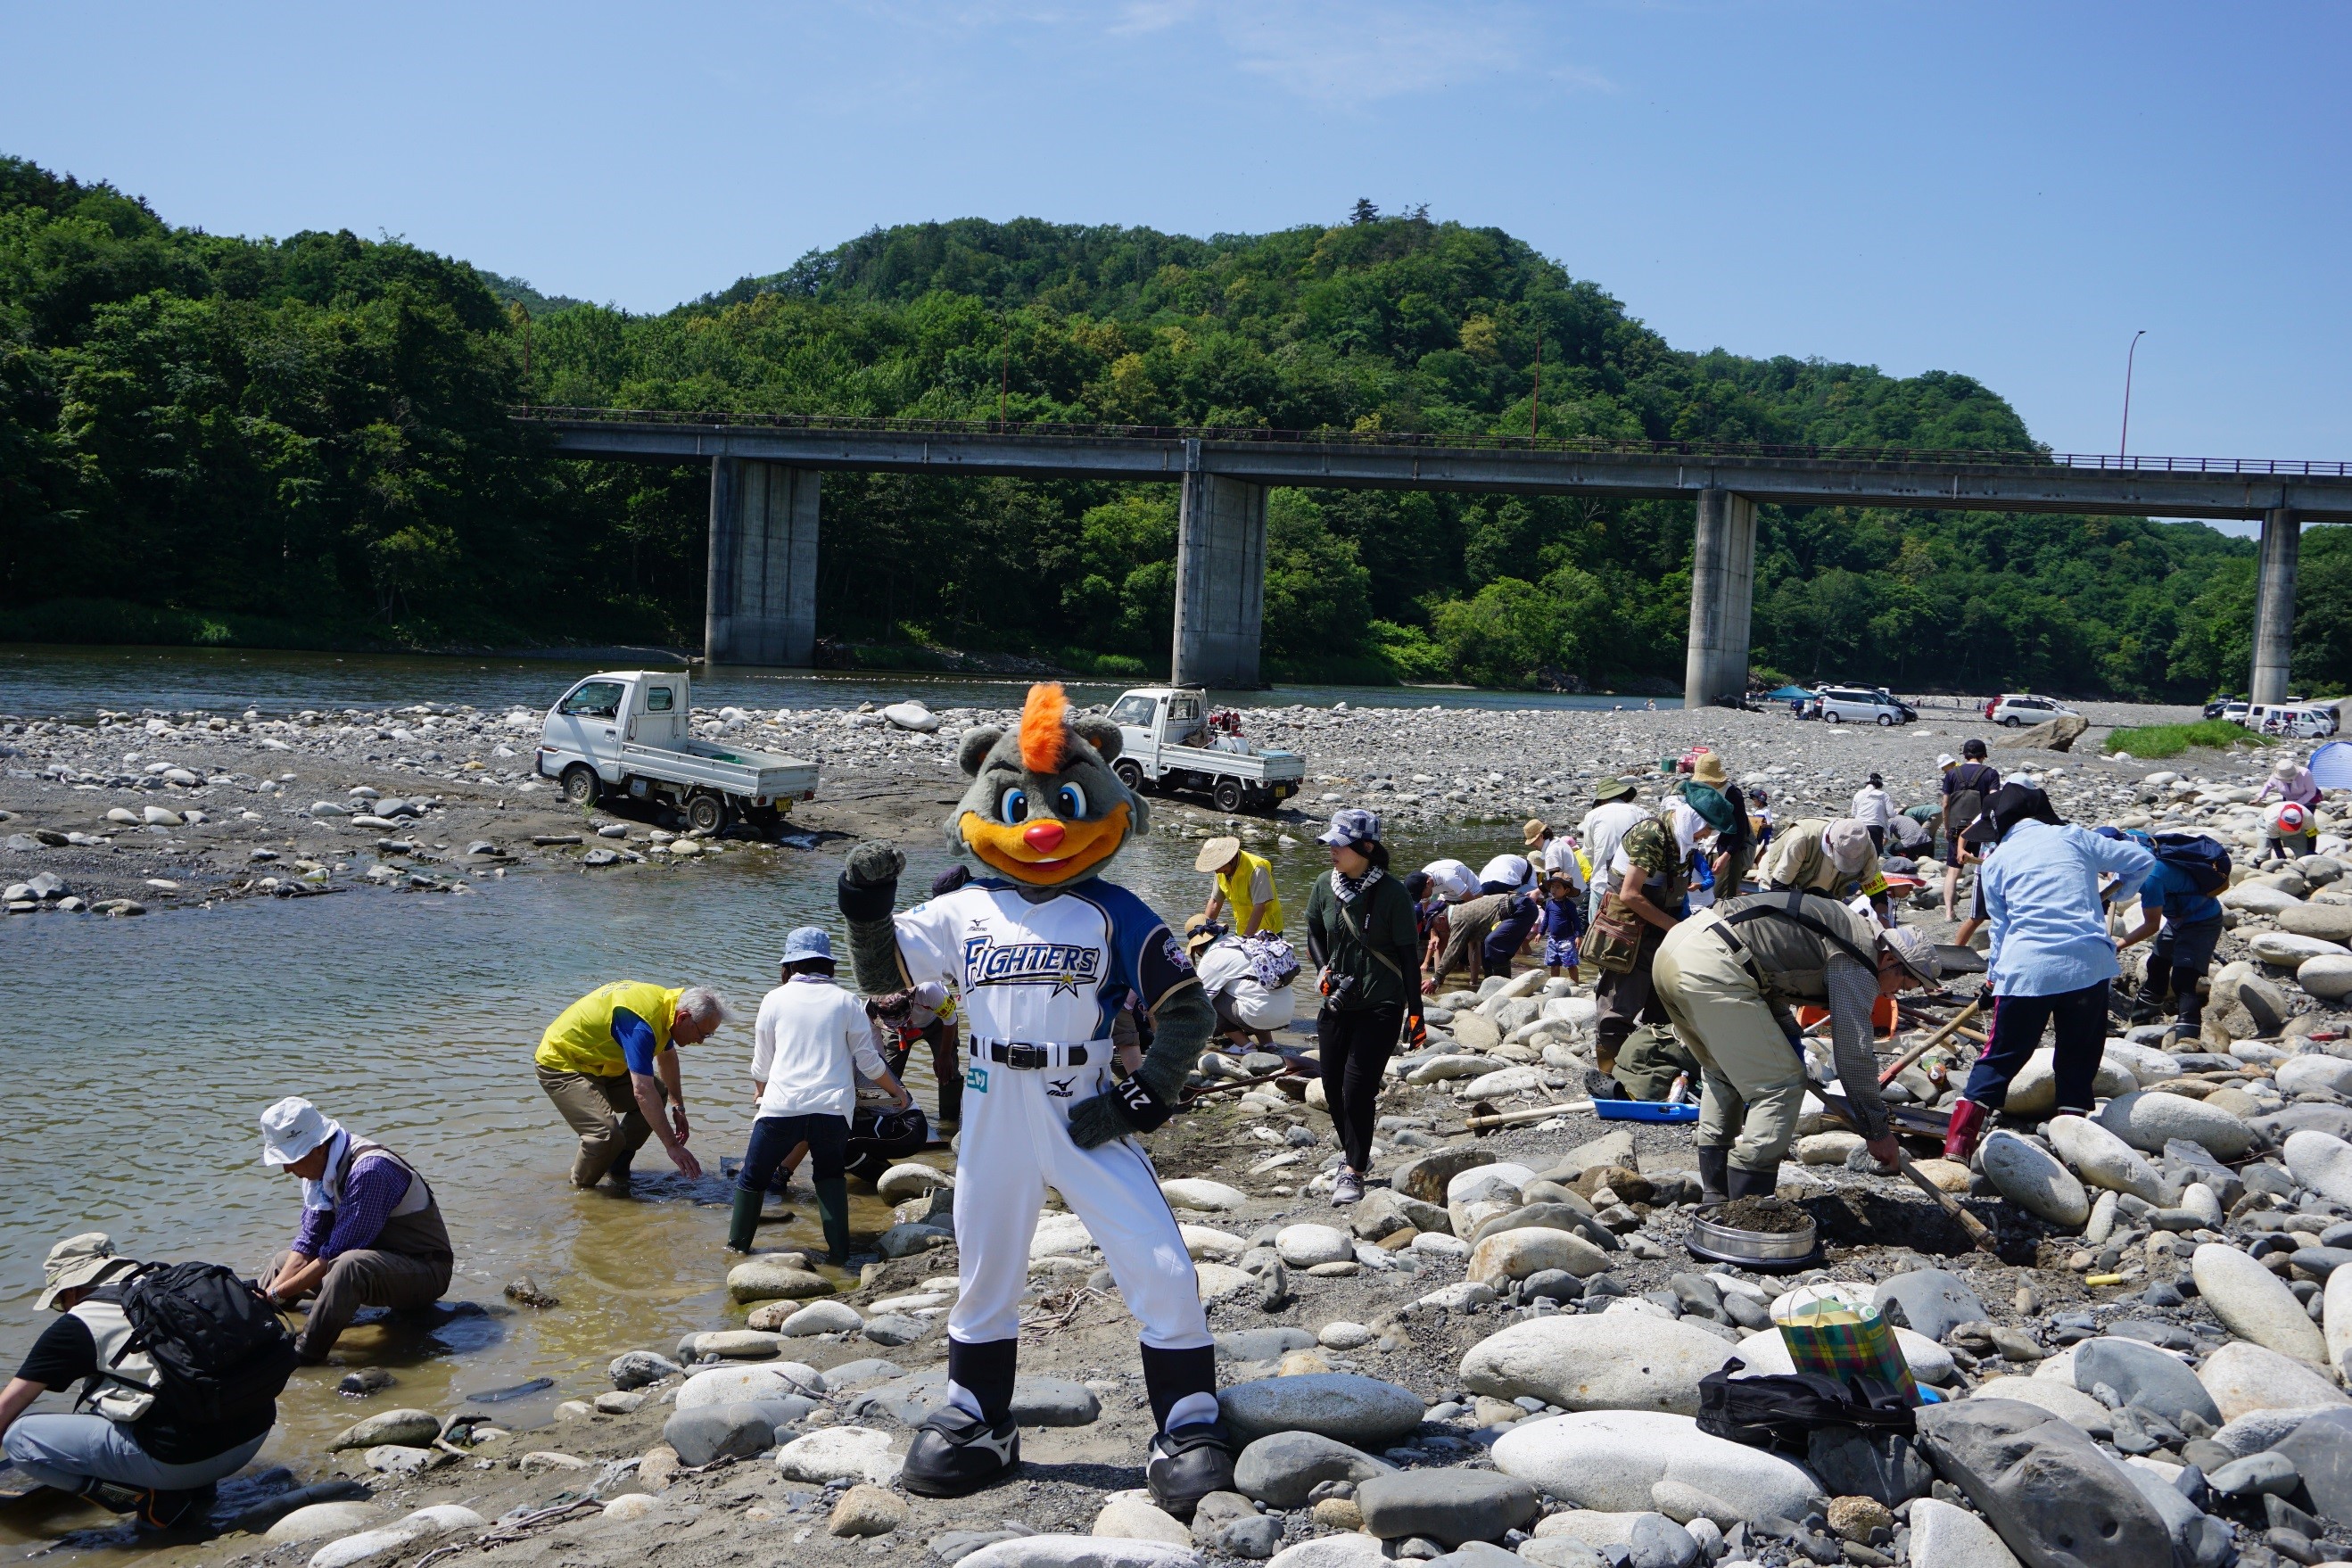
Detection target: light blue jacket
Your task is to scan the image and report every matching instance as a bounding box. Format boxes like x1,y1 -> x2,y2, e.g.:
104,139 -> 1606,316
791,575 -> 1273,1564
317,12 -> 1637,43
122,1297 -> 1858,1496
1983,821 -> 2153,998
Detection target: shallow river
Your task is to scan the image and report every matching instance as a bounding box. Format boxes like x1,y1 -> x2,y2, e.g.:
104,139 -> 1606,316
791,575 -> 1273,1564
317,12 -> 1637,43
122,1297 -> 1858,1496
0,654 -> 1533,1549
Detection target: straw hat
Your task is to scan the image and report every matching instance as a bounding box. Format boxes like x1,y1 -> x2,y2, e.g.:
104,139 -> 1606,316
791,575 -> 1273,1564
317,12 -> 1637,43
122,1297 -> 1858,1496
1522,819 -> 1551,847
1194,837 -> 1242,873
1688,753 -> 1727,786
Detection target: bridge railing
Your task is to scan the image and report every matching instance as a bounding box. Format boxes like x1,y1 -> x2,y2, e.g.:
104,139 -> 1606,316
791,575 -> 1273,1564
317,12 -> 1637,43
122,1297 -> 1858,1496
508,406 -> 2352,478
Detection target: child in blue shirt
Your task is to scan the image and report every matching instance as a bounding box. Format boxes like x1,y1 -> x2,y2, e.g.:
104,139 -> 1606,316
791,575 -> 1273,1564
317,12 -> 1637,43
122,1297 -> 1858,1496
1539,873 -> 1584,982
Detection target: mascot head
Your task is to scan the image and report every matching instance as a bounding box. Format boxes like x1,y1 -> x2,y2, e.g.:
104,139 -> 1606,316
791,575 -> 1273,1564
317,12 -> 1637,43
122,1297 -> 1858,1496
950,682 -> 1147,889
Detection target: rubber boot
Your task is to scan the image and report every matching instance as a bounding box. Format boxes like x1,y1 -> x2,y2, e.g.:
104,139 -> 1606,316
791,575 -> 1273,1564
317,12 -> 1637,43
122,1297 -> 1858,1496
936,1068 -> 962,1128
1695,1146 -> 1730,1209
1724,1162 -> 1780,1201
814,1176 -> 853,1265
725,1187 -> 764,1253
1943,1097 -> 1992,1162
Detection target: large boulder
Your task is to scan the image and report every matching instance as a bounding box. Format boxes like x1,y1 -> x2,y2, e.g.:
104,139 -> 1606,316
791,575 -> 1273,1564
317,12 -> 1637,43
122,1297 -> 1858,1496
1354,1470 -> 1539,1547
2194,1341 -> 2349,1423
958,1539 -> 1202,1568
1907,1498 -> 2026,1568
1465,1226 -> 1611,1286
1980,1133 -> 2090,1229
1461,1316 -> 1736,1416
2069,1336 -> 2219,1429
2270,1408 -> 2352,1526
1489,1410 -> 1819,1522
1965,1377 -> 2114,1440
677,1363 -> 821,1409
1995,714 -> 2089,752
2043,1117 -> 2164,1202
2298,953 -> 2352,1001
2278,1054 -> 2352,1097
1912,1399 -> 2173,1568
2191,1243 -> 2331,1364
330,1409 -> 439,1450
725,1258 -> 835,1304
2279,902 -> 2352,943
2093,1092 -> 2254,1160
2285,1129 -> 2352,1208
1392,1148 -> 1496,1205
1231,1432 -> 1394,1507
2003,1052 -> 2138,1118
1874,1269 -> 1989,1342
1217,1374 -> 1424,1448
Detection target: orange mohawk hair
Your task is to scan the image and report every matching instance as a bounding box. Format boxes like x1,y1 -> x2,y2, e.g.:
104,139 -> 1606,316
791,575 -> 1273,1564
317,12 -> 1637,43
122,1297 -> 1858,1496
1019,682 -> 1069,773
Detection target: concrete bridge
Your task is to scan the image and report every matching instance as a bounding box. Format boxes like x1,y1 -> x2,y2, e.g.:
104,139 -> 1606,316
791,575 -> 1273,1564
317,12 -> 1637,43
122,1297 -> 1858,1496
516,409 -> 2352,706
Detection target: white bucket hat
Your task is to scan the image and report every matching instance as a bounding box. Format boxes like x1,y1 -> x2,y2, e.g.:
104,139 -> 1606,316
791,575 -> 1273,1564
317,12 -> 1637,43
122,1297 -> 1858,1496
259,1095 -> 338,1167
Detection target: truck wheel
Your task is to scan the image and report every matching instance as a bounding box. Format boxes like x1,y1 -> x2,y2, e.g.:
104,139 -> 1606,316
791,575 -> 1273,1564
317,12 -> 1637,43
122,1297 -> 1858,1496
1113,758 -> 1145,793
1213,779 -> 1245,814
685,793 -> 730,836
560,764 -> 601,807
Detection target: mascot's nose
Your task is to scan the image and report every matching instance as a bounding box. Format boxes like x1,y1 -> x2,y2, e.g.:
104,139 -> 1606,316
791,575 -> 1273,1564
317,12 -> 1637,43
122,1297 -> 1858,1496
1023,820 -> 1067,854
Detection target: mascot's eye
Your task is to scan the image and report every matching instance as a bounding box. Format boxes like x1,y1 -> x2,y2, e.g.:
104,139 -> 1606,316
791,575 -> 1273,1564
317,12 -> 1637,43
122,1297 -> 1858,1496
999,786 -> 1029,823
1056,782 -> 1088,819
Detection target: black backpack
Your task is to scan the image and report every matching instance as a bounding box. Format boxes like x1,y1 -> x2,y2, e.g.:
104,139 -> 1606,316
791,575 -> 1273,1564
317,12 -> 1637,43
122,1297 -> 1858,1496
2150,832 -> 2232,896
113,1262 -> 299,1424
1696,1358 -> 1916,1449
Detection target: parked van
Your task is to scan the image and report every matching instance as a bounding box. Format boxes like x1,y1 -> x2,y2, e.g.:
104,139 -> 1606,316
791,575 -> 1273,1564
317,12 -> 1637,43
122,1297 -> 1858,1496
1814,686 -> 1914,725
1987,693 -> 2079,728
2249,704 -> 2340,739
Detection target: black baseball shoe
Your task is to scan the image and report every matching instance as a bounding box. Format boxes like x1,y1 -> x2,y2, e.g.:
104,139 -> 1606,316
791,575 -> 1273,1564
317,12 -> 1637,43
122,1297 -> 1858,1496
901,1406 -> 1020,1497
1146,1420 -> 1236,1520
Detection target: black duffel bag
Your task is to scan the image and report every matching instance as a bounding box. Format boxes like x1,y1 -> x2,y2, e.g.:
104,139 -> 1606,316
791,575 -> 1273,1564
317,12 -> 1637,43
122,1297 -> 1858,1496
1696,1358 -> 1915,1450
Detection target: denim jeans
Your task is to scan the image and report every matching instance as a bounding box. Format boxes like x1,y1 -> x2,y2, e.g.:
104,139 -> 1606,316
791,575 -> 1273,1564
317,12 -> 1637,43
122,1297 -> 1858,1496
1962,980 -> 2111,1111
3,1414 -> 266,1493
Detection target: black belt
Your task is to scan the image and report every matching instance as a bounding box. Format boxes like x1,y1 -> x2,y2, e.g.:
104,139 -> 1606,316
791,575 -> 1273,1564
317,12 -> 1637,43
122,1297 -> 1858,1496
974,1041 -> 1089,1069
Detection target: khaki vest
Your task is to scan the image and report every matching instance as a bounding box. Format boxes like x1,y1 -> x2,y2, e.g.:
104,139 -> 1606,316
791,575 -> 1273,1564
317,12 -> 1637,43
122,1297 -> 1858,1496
325,1137 -> 454,1265
1704,890 -> 1877,1003
69,1292 -> 160,1424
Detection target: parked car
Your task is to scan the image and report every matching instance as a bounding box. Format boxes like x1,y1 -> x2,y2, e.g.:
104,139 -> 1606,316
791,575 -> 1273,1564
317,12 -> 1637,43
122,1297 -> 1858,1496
2249,703 -> 2340,739
1105,687 -> 1306,814
536,671 -> 817,836
1814,685 -> 1913,725
2203,695 -> 2247,722
1988,693 -> 2079,728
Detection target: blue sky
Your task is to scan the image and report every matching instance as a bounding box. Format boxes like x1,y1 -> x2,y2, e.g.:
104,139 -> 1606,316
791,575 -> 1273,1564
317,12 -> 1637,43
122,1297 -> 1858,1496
7,2 -> 2347,485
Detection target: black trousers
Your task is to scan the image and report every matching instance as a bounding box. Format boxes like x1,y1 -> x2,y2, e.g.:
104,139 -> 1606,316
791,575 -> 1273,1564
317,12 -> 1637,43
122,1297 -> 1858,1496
1317,1003 -> 1400,1173
2147,916 -> 2224,1030
1963,982 -> 2109,1112
738,1112 -> 847,1194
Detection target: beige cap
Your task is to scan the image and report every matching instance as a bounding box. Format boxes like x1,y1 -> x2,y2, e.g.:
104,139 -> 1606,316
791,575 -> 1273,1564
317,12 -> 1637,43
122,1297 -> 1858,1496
1522,819 -> 1551,847
1878,925 -> 1942,986
1823,819 -> 1877,872
1688,752 -> 1727,786
37,1232 -> 132,1310
1194,837 -> 1242,873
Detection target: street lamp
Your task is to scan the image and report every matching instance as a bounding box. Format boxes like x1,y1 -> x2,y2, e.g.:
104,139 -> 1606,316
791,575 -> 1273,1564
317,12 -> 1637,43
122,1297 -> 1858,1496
2119,329 -> 2147,462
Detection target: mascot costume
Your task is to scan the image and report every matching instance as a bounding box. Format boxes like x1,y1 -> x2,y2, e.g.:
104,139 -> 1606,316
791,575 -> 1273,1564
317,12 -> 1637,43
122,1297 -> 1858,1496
837,683 -> 1232,1514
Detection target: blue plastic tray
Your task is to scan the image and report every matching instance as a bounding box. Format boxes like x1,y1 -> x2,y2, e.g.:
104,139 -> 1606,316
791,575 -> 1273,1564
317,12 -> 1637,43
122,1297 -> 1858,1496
1593,1099 -> 1699,1122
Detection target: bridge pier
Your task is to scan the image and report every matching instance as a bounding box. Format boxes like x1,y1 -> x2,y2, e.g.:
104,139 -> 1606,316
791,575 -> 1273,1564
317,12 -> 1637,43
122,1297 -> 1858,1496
1171,468 -> 1268,689
2249,506 -> 2299,707
705,457 -> 820,667
1684,487 -> 1758,709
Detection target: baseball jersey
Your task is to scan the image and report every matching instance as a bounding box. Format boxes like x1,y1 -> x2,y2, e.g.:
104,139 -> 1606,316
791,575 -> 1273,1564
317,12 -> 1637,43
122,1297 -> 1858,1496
895,878 -> 1196,1044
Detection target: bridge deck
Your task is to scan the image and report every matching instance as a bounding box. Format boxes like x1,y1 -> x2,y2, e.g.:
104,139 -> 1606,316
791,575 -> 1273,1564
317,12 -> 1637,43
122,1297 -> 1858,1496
516,409 -> 2352,522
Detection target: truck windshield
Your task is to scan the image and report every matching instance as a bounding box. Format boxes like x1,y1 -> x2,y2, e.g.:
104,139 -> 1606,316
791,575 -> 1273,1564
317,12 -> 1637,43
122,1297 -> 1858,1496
560,681 -> 625,718
1108,697 -> 1155,726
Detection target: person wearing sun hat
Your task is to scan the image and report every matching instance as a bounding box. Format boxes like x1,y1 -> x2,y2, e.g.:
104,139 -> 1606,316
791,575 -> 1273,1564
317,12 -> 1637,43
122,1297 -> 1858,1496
1684,752 -> 1754,900
1,1234 -> 277,1530
1304,808 -> 1424,1205
1654,889 -> 1941,1203
1197,836 -> 1282,937
1578,776 -> 1647,929
255,1096 -> 453,1362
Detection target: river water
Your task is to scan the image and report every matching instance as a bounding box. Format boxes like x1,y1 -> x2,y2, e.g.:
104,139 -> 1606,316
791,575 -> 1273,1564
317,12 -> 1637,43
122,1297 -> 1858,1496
0,644 -> 1678,720
0,648 -> 1544,1549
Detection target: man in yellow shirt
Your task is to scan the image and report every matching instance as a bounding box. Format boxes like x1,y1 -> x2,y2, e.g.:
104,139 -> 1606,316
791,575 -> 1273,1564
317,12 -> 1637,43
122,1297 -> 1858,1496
1196,837 -> 1282,937
535,982 -> 730,1188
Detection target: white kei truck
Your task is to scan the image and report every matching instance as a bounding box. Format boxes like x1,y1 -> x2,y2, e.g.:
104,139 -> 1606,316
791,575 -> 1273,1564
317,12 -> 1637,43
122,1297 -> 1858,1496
1104,687 -> 1306,815
536,671 -> 817,837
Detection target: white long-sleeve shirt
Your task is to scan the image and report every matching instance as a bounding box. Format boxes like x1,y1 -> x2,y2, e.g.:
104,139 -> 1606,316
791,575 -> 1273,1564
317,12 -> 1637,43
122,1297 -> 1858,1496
750,976 -> 890,1118
1851,784 -> 1898,829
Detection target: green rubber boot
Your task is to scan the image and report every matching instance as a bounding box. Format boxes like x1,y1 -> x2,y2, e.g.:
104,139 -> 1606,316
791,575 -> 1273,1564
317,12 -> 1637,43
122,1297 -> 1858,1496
815,1177 -> 854,1264
726,1187 -> 764,1253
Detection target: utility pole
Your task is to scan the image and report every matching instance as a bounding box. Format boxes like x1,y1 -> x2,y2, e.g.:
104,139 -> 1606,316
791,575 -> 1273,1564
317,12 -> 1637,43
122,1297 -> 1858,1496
2119,329 -> 2146,460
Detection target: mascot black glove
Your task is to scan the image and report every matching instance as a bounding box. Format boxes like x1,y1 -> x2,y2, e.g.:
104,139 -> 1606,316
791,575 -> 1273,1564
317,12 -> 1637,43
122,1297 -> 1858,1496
1067,984 -> 1215,1149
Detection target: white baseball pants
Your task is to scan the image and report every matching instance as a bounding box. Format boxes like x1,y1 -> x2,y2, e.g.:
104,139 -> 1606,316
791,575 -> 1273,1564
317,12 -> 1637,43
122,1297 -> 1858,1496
945,1054 -> 1210,1350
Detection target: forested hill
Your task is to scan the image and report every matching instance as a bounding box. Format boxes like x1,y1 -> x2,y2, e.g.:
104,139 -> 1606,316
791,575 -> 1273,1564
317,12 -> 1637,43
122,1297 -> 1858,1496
2,157 -> 2335,697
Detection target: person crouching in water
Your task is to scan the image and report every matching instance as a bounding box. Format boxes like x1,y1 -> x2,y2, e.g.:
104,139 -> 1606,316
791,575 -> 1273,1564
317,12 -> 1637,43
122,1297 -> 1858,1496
730,927 -> 911,1261
1539,872 -> 1583,982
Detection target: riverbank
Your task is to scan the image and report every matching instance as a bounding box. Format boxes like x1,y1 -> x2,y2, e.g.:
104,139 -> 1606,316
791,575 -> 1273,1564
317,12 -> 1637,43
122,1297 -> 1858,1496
0,689 -> 2225,921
